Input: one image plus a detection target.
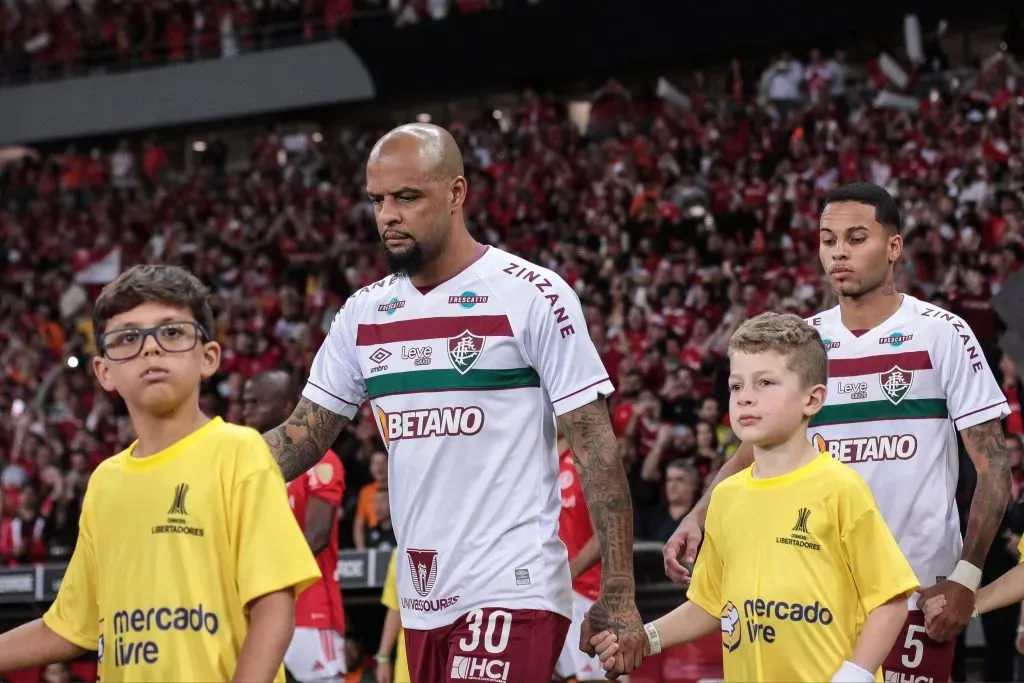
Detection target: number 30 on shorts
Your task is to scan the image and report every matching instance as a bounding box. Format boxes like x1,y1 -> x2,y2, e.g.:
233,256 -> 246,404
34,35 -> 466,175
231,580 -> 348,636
458,609 -> 513,654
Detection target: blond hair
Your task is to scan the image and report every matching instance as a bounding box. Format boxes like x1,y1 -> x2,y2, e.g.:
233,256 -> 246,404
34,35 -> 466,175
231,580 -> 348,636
728,312 -> 828,388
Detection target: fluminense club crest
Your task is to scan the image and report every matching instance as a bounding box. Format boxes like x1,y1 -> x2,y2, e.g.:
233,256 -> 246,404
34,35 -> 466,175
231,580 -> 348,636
407,548 -> 438,597
880,366 -> 914,405
448,330 -> 485,375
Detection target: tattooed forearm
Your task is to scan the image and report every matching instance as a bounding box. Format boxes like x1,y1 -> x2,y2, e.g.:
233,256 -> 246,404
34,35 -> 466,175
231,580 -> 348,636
263,397 -> 349,481
558,398 -> 635,602
961,418 -> 1011,568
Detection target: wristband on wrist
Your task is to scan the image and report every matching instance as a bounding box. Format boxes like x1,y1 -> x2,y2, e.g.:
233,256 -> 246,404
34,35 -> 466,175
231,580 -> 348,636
374,653 -> 390,664
643,622 -> 662,655
831,660 -> 875,683
948,560 -> 982,592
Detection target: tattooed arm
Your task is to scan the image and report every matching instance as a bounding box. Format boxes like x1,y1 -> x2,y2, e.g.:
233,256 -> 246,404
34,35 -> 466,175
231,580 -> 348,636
263,398 -> 349,482
961,418 -> 1012,568
921,417 -> 1011,642
558,397 -> 646,673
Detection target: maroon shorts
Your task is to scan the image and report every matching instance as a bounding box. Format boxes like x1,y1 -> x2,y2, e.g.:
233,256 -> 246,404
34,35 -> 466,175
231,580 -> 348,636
405,607 -> 570,683
882,610 -> 955,683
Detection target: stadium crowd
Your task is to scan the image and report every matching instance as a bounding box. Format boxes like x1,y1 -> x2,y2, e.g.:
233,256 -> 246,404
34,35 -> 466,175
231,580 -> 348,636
0,0 -> 512,85
0,43 -> 1023,577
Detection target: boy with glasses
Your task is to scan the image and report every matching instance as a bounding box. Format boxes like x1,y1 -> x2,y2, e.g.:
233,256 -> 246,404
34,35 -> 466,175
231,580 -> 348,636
0,264 -> 320,682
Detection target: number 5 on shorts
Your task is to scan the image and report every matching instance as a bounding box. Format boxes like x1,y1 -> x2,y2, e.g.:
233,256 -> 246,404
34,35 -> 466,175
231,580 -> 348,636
458,609 -> 513,654
901,624 -> 925,669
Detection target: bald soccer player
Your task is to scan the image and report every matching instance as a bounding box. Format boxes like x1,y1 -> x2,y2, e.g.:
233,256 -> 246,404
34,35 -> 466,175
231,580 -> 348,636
261,124 -> 645,682
244,370 -> 349,682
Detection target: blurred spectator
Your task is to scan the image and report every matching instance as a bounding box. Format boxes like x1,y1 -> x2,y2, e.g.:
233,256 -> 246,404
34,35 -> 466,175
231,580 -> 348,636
0,0 -> 518,86
366,486 -> 396,551
354,451 -> 388,550
640,460 -> 698,542
341,633 -> 377,683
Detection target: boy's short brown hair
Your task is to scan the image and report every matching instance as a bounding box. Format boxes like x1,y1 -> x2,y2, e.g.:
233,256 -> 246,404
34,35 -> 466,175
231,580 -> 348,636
728,312 -> 828,388
93,265 -> 215,340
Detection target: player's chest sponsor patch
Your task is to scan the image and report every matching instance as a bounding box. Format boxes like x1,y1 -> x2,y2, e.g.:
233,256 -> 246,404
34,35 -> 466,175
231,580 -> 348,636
813,432 -> 919,463
375,405 -> 486,447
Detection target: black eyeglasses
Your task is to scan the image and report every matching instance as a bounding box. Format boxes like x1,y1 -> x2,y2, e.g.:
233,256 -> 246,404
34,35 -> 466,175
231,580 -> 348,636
100,321 -> 208,361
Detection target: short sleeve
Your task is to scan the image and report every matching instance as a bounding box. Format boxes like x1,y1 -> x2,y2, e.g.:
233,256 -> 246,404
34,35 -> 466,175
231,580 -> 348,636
381,549 -> 399,611
43,487 -> 99,650
231,437 -> 321,606
841,482 -> 919,612
302,302 -> 366,419
306,450 -> 345,506
1017,535 -> 1024,564
938,316 -> 1009,430
686,504 -> 725,617
520,271 -> 614,415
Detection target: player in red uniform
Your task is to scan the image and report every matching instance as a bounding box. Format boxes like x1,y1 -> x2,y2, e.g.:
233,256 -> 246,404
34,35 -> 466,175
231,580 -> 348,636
553,428 -> 605,682
244,370 -> 348,681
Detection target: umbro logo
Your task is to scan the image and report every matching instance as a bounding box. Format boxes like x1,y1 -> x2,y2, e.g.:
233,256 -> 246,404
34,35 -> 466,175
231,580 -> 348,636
168,483 -> 189,516
369,348 -> 392,365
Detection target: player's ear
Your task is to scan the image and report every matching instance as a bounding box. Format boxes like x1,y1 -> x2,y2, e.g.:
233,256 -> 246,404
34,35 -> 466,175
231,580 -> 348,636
92,355 -> 117,393
888,232 -> 903,264
450,176 -> 468,212
803,383 -> 827,418
200,341 -> 221,380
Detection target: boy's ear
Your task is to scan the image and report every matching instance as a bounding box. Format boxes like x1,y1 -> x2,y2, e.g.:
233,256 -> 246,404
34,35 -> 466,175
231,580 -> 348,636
803,383 -> 827,419
200,341 -> 221,380
92,355 -> 117,393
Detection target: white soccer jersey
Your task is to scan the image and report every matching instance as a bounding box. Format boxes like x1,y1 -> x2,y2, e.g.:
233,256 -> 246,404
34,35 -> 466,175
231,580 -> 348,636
302,246 -> 614,629
807,295 -> 1008,593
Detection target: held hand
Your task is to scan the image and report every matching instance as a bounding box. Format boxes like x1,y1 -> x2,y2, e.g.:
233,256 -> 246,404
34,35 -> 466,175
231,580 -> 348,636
663,514 -> 702,584
589,629 -> 621,677
918,581 -> 975,642
582,594 -> 647,677
921,594 -> 947,631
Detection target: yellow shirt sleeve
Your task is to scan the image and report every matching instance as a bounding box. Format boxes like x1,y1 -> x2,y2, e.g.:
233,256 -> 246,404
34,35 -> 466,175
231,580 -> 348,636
231,436 -> 322,607
686,502 -> 725,618
382,549 -> 399,610
1017,535 -> 1024,563
841,481 -> 920,613
43,486 -> 99,650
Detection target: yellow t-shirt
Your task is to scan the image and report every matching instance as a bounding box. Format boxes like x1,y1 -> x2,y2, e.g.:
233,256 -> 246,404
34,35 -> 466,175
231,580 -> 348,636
43,417 -> 321,682
381,550 -> 411,683
688,453 -> 918,683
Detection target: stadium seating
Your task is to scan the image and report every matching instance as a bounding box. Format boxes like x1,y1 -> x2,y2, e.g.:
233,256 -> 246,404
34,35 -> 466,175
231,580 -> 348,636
0,45 -> 1021,571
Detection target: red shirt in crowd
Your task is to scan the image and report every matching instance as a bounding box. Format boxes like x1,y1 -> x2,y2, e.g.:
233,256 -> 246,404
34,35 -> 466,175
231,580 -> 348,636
287,450 -> 347,635
612,402 -> 659,458
558,451 -> 600,601
1005,383 -> 1023,437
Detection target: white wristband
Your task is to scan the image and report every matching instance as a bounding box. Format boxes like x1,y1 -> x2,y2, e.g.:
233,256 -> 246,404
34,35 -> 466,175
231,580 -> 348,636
831,660 -> 875,683
948,560 -> 983,592
643,622 -> 662,655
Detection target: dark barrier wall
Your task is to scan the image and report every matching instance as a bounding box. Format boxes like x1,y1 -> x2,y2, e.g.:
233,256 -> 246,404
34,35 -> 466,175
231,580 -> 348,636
0,42 -> 375,145
347,0 -> 1017,98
